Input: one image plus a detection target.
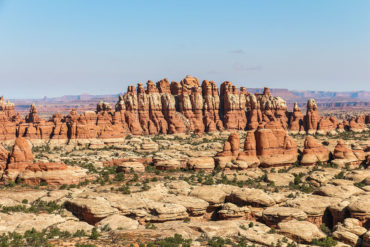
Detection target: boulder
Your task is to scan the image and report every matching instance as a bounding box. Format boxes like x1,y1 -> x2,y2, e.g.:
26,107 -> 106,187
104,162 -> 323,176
228,188 -> 276,207
96,214 -> 139,230
65,196 -> 119,224
314,184 -> 363,199
266,173 -> 294,186
333,218 -> 367,246
278,220 -> 326,243
116,161 -> 145,173
217,202 -> 252,220
187,157 -> 215,171
261,206 -> 307,227
190,185 -> 227,205
347,195 -> 370,228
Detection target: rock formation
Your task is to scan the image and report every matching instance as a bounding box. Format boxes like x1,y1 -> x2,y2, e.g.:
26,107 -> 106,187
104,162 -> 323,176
214,133 -> 241,169
301,136 -> 330,166
305,99 -> 320,134
202,80 -> 223,132
220,81 -> 247,130
236,131 -> 260,168
0,76 -> 367,142
317,116 -> 338,135
288,103 -> 305,134
1,137 -> 88,185
349,115 -> 366,132
331,140 -> 361,168
0,145 -> 8,172
216,129 -> 298,169
255,128 -> 298,167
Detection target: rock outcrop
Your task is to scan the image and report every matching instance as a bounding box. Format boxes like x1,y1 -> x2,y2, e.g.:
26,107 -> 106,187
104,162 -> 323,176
214,133 -> 241,169
1,137 -> 88,185
288,102 -> 305,134
301,136 -> 330,166
305,98 -> 320,134
332,140 -> 362,168
216,129 -> 298,169
255,128 -> 298,167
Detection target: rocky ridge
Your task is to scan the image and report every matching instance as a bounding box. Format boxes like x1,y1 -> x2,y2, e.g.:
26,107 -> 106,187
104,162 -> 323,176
0,76 -> 368,143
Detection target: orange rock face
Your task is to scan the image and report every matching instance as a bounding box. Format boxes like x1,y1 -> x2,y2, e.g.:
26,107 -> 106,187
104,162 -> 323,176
349,115 -> 366,132
305,99 -> 320,134
172,75 -> 205,133
0,145 -> 8,171
220,81 -> 247,130
317,116 -> 337,134
0,111 -> 17,141
255,128 -> 298,167
202,80 -> 223,132
332,140 -> 361,168
217,133 -> 240,157
257,87 -> 288,130
9,137 -> 34,163
0,96 -> 15,118
301,136 -> 330,165
157,79 -> 187,134
217,128 -> 298,168
237,131 -> 260,168
288,103 -> 304,133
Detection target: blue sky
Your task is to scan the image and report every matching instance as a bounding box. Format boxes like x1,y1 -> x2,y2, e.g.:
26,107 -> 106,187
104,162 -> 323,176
0,0 -> 369,98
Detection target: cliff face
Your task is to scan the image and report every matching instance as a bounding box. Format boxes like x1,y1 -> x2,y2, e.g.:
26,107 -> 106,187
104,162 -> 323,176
0,76 -> 368,141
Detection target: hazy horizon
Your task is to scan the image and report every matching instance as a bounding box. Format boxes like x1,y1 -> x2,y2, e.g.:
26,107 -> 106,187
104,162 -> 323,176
6,82 -> 370,100
1,0 -> 369,98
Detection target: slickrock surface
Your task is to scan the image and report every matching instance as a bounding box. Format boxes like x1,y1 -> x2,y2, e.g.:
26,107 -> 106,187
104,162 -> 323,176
0,77 -> 368,246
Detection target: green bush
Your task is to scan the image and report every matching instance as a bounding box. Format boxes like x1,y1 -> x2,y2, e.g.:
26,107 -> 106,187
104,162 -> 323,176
151,234 -> 192,247
312,237 -> 337,247
207,237 -> 232,247
114,172 -> 125,182
0,200 -> 64,214
145,222 -> 157,230
89,228 -> 99,240
118,184 -> 131,194
75,244 -> 97,247
320,224 -> 331,235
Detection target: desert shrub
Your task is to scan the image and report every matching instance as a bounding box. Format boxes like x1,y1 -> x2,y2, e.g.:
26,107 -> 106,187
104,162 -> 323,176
334,171 -> 344,179
75,244 -> 97,247
312,237 -> 337,247
118,184 -> 130,194
89,228 -> 99,240
207,237 -> 232,247
153,234 -> 192,247
320,223 -> 331,235
73,230 -> 87,238
114,172 -> 125,182
145,222 -> 157,230
0,200 -> 64,214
